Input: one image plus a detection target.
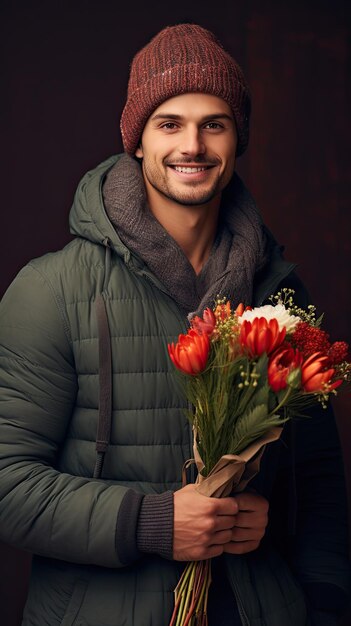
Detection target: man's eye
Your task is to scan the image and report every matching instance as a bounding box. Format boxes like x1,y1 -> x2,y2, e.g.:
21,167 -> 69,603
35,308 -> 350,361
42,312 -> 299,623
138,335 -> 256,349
204,122 -> 222,129
161,122 -> 178,130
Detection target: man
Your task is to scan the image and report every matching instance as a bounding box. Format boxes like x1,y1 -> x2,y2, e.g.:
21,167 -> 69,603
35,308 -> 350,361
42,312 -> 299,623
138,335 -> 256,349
0,23 -> 349,626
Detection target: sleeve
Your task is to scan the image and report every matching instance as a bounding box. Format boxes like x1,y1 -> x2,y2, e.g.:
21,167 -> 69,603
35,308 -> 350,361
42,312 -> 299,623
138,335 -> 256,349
293,404 -> 350,615
0,263 -> 141,568
270,403 -> 351,620
256,250 -> 351,619
280,273 -> 350,615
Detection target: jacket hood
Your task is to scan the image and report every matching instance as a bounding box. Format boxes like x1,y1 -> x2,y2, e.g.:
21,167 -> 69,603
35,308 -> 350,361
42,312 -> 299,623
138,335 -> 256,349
68,153 -> 294,291
69,154 -> 131,257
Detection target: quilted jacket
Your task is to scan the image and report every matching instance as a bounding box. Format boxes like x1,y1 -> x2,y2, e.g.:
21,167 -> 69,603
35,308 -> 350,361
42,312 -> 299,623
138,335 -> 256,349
0,154 -> 349,625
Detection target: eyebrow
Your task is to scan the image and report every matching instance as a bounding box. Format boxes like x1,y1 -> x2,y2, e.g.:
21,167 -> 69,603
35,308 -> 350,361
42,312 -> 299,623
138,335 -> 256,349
150,113 -> 234,123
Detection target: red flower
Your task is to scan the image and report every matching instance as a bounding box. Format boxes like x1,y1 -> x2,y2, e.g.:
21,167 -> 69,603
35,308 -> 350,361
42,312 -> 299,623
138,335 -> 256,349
240,317 -> 286,358
268,346 -> 303,392
301,352 -> 342,392
168,329 -> 210,376
214,301 -> 231,321
327,341 -> 349,366
234,303 -> 252,317
293,323 -> 350,368
292,322 -> 330,358
190,308 -> 216,336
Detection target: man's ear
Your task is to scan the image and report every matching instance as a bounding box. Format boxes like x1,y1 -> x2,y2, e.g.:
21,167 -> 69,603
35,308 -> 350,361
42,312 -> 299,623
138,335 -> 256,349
135,143 -> 143,158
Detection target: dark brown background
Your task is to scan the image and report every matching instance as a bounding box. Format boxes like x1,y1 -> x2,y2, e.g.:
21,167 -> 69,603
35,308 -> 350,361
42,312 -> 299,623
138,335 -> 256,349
1,1 -> 350,624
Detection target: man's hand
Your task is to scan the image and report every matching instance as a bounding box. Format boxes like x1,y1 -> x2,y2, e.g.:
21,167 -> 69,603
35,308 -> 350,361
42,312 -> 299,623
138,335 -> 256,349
173,485 -> 268,561
223,491 -> 269,555
173,484 -> 238,561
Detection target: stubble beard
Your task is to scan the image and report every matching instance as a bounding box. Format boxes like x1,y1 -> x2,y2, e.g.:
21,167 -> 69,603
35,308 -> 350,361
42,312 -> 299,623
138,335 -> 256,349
143,160 -> 224,207
156,182 -> 220,206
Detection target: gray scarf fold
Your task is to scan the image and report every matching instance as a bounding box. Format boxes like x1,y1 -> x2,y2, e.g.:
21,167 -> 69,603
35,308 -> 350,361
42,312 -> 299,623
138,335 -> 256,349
103,154 -> 268,316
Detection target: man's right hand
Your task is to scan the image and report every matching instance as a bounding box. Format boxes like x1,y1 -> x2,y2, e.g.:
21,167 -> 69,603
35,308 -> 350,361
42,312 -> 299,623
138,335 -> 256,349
173,484 -> 238,561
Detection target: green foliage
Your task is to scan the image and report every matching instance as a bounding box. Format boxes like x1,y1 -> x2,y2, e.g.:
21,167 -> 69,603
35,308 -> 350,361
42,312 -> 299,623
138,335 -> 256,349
181,344 -> 290,477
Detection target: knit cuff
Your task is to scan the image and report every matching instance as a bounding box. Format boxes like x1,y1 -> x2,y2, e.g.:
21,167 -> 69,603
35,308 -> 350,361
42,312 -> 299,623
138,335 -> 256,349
136,491 -> 174,560
115,489 -> 144,565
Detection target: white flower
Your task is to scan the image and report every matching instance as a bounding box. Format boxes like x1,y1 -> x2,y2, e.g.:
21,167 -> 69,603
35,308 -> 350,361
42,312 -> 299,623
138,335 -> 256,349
239,303 -> 301,332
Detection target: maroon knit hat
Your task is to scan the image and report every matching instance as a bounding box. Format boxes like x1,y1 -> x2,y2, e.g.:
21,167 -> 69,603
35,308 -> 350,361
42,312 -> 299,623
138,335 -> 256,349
120,24 -> 251,156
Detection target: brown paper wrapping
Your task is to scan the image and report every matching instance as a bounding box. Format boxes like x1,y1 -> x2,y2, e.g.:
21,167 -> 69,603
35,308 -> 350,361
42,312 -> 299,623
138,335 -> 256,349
192,426 -> 283,497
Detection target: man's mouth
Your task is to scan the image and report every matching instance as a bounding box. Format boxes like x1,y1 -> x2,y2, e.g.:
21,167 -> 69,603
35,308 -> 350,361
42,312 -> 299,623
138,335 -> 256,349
168,164 -> 215,174
174,166 -> 207,173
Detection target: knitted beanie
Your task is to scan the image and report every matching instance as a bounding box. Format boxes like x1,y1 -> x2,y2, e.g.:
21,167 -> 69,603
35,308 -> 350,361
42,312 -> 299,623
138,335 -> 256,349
120,24 -> 251,156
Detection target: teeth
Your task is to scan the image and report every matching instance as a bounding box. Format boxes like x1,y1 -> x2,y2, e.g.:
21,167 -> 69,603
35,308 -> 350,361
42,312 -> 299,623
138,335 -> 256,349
174,166 -> 206,173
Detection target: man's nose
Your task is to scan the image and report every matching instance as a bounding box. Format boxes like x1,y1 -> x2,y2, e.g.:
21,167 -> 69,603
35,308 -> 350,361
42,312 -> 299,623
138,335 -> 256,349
179,126 -> 205,157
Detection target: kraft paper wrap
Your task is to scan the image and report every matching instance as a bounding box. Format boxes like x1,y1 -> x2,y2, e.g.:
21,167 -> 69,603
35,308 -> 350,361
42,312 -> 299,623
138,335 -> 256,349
189,426 -> 283,497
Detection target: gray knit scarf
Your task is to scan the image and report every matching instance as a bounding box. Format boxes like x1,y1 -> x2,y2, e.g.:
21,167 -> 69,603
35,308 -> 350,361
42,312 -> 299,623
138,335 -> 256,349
103,154 -> 269,317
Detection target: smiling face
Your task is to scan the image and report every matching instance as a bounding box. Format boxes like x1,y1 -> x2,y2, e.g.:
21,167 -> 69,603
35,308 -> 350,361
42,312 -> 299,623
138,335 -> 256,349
135,93 -> 238,210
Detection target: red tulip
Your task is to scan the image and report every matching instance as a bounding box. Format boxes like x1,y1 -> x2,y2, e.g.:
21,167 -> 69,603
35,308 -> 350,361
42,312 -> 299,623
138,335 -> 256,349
168,329 -> 210,376
240,317 -> 286,358
301,352 -> 343,392
268,346 -> 303,392
190,308 -> 216,336
234,303 -> 252,317
234,303 -> 245,317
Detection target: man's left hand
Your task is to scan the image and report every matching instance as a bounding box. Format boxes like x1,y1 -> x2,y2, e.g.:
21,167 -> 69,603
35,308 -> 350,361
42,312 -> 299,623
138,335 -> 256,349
223,491 -> 269,555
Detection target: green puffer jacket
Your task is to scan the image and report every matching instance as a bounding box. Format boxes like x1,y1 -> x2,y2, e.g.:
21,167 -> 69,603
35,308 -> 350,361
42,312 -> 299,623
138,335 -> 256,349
0,155 -> 349,626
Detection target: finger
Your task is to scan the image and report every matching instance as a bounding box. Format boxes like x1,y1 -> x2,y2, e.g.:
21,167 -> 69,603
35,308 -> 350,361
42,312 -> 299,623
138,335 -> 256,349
195,544 -> 225,560
175,544 -> 224,561
211,496 -> 238,516
235,492 -> 269,514
206,545 -> 225,559
235,511 -> 268,530
207,529 -> 234,545
230,526 -> 265,542
223,540 -> 260,555
213,514 -> 237,532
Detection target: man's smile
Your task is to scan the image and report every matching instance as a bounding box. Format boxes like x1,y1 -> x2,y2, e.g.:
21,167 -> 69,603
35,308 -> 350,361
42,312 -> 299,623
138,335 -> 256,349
166,163 -> 217,181
173,166 -> 207,173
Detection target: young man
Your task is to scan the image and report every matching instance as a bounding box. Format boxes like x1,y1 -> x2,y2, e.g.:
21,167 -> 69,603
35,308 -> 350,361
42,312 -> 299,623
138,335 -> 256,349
0,24 -> 349,626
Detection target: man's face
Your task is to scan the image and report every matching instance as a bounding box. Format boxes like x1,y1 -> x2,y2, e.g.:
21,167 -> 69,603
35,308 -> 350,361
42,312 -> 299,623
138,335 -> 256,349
135,93 -> 237,208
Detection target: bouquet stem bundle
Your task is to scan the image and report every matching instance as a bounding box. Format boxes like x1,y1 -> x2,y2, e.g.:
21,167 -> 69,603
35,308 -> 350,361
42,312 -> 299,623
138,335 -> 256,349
169,559 -> 211,626
170,425 -> 282,625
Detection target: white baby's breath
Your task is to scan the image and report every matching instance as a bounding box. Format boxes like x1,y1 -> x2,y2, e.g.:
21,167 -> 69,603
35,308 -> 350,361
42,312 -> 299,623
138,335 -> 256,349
239,303 -> 301,332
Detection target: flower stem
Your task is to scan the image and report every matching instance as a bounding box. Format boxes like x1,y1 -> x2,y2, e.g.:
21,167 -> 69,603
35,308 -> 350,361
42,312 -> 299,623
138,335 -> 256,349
269,386 -> 293,416
169,560 -> 212,626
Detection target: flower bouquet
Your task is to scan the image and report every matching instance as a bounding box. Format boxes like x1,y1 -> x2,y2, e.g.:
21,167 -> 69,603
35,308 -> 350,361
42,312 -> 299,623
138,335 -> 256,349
167,289 -> 350,626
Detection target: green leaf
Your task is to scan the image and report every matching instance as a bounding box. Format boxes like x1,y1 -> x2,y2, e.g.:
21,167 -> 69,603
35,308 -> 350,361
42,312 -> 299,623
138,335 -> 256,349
255,353 -> 269,378
287,368 -> 301,389
230,404 -> 286,455
315,312 -> 324,327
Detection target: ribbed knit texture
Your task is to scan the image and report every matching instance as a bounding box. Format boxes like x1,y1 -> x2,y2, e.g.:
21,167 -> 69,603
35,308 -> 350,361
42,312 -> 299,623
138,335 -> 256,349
136,491 -> 174,559
103,154 -> 268,317
115,489 -> 144,565
120,24 -> 251,156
